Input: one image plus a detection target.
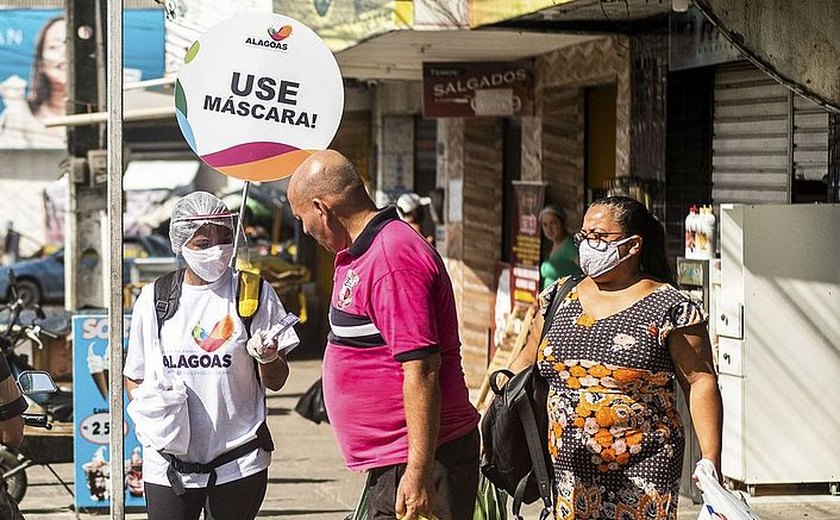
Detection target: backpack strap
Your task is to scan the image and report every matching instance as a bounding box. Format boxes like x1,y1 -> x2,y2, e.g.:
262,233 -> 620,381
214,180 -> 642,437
509,274 -> 583,518
236,270 -> 263,340
154,268 -> 186,339
512,389 -> 553,520
540,274 -> 584,343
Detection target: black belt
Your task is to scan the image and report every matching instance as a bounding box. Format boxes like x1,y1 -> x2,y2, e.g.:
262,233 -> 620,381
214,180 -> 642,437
159,422 -> 274,496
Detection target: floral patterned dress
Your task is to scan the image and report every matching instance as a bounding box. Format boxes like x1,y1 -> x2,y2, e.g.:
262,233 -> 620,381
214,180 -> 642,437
537,279 -> 705,520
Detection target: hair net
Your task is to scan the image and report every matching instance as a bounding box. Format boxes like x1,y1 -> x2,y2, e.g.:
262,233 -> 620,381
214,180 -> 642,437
169,191 -> 237,253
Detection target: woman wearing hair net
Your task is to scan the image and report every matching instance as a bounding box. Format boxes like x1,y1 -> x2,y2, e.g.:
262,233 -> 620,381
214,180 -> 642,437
123,191 -> 299,520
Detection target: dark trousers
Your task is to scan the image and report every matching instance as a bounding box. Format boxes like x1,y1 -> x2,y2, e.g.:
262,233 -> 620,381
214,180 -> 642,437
368,428 -> 480,520
144,469 -> 267,520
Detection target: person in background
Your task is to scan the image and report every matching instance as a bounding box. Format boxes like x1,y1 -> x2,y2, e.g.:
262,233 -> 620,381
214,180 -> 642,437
124,192 -> 298,520
396,192 -> 435,244
510,196 -> 722,519
539,204 -> 581,290
0,347 -> 27,519
288,151 -> 480,520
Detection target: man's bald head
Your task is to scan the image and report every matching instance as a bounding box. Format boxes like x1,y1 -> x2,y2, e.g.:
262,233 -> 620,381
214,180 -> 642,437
288,150 -> 367,210
287,150 -> 376,253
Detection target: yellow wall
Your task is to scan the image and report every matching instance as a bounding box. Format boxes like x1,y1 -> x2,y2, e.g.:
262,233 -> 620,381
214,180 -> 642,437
586,84 -> 617,190
469,0 -> 575,27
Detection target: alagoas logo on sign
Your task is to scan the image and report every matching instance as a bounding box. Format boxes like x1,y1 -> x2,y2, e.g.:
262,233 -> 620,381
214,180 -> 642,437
245,24 -> 293,50
268,25 -> 292,41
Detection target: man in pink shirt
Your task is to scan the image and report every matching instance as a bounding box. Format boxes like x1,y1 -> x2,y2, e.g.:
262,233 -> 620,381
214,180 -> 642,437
288,151 -> 479,520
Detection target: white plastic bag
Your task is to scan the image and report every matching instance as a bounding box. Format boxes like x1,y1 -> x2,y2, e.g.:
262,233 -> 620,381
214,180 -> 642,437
126,335 -> 191,457
695,459 -> 762,520
127,371 -> 191,457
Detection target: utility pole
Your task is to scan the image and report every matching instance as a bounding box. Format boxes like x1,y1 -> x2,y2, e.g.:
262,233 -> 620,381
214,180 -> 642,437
106,0 -> 125,515
65,0 -> 106,312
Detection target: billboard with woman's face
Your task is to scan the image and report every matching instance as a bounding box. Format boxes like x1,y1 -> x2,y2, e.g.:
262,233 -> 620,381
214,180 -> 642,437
0,9 -> 165,149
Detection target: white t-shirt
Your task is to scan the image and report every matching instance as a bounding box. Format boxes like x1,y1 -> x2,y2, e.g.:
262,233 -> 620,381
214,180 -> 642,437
124,269 -> 299,487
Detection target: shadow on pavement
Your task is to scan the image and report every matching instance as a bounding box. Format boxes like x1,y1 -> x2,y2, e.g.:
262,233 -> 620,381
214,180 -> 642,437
268,477 -> 336,485
257,509 -> 348,517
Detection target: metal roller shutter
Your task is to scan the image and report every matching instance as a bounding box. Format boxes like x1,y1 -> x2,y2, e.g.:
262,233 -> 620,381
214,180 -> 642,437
793,95 -> 830,182
712,64 -> 790,204
712,63 -> 831,204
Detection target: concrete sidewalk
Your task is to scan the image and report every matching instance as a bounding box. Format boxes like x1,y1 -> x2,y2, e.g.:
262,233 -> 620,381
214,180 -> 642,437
18,360 -> 363,520
16,360 -> 840,519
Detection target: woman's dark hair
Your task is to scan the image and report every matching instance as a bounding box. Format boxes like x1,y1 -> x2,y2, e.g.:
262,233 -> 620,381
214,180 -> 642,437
27,16 -> 64,115
591,195 -> 674,285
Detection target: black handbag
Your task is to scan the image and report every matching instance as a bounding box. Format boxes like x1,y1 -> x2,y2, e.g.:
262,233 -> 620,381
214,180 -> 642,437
295,378 -> 330,424
480,275 -> 582,520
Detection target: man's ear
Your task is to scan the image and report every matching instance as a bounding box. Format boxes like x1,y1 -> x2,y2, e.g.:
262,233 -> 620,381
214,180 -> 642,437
313,198 -> 328,218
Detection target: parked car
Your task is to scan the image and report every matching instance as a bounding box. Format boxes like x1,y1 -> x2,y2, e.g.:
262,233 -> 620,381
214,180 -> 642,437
0,235 -> 174,306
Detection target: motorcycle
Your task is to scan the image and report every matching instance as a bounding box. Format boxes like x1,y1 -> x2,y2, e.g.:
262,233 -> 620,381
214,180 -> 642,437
0,369 -> 64,504
0,270 -> 74,503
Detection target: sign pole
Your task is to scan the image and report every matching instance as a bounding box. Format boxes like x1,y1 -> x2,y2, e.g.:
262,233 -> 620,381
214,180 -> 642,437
106,0 -> 125,517
230,181 -> 251,268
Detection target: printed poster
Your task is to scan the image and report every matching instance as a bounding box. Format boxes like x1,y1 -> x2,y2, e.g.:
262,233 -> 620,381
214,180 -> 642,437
509,181 -> 545,304
0,9 -> 164,149
72,315 -> 145,509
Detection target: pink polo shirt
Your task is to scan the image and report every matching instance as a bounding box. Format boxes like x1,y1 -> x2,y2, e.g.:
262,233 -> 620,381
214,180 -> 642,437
322,207 -> 479,471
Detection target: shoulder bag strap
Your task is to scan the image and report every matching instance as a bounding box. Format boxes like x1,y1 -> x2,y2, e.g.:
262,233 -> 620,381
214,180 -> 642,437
540,275 -> 584,343
512,393 -> 554,519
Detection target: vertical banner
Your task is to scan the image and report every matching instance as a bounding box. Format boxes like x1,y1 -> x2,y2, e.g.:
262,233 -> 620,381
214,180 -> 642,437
73,315 -> 145,509
509,181 -> 545,305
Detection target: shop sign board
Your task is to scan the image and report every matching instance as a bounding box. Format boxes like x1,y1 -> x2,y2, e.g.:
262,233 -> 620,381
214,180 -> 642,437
669,5 -> 740,71
175,13 -> 344,182
422,61 -> 534,118
73,315 -> 145,509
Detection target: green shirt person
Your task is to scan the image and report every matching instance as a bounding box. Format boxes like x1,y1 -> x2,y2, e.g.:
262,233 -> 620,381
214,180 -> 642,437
539,204 -> 582,289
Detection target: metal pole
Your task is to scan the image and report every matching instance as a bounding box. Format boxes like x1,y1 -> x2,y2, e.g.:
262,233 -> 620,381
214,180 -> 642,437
230,181 -> 251,268
106,0 -> 125,517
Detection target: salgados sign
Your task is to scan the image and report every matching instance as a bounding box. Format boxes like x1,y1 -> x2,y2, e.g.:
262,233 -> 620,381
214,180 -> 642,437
175,13 -> 344,181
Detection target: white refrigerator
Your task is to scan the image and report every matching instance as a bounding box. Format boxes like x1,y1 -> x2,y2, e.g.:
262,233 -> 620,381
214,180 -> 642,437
718,204 -> 840,495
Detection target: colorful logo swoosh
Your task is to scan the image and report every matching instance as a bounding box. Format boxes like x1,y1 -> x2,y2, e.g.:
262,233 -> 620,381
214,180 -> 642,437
267,25 -> 292,42
192,316 -> 235,352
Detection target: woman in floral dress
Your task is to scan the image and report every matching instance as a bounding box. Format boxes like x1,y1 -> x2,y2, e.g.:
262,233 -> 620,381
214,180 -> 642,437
510,196 -> 722,519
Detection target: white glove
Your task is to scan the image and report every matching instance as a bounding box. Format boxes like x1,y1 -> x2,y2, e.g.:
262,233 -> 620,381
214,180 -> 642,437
246,329 -> 279,365
692,458 -> 719,491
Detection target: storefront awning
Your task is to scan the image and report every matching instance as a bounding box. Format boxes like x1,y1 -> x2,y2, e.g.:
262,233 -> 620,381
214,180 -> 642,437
337,29 -> 601,81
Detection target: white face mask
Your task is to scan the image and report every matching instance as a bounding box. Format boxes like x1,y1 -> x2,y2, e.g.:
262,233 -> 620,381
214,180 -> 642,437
181,244 -> 234,283
578,236 -> 634,278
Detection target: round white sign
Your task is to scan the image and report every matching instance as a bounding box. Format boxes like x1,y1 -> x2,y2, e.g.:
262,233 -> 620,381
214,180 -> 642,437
175,13 -> 344,181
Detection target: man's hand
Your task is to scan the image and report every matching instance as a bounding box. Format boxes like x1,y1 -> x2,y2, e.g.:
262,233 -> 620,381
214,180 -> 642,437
395,466 -> 435,520
0,415 -> 24,449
